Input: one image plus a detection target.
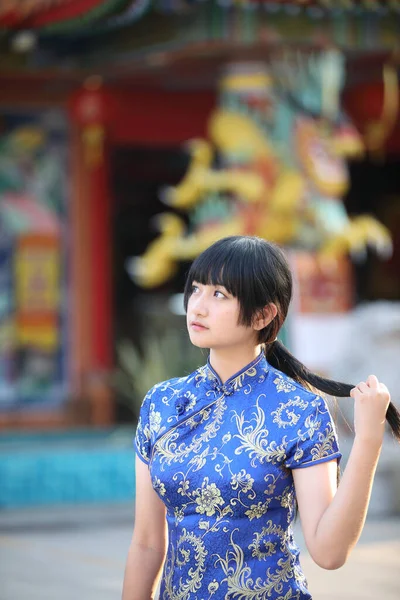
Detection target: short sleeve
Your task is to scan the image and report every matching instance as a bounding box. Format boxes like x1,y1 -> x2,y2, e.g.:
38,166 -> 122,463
134,390 -> 153,465
285,394 -> 342,470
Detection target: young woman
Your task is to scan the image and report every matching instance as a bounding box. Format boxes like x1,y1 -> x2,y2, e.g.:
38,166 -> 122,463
122,235 -> 399,600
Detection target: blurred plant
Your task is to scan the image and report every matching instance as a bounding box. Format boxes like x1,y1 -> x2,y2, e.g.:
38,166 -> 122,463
112,329 -> 204,420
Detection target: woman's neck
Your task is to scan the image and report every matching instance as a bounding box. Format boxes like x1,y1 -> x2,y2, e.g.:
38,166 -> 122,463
209,345 -> 262,384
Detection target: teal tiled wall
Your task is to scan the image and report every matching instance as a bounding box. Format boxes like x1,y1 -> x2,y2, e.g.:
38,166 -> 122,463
0,428 -> 136,507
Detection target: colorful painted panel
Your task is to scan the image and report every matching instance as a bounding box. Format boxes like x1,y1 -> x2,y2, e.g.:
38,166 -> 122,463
0,111 -> 69,410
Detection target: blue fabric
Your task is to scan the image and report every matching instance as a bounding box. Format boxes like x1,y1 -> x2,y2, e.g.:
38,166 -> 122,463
134,352 -> 341,599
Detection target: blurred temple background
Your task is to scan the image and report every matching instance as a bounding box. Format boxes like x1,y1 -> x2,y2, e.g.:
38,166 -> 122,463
0,0 -> 399,527
1,3 -> 400,600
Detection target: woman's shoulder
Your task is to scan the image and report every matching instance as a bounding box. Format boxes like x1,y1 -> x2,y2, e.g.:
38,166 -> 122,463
265,367 -> 336,438
144,365 -> 205,404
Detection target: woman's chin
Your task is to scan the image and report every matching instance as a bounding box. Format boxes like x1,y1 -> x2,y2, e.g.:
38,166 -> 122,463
188,333 -> 210,349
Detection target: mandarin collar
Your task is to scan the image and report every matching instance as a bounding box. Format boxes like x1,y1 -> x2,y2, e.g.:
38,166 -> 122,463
205,351 -> 268,396
175,352 -> 269,416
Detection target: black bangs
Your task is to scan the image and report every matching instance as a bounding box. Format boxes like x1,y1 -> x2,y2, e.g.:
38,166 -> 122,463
183,236 -> 271,325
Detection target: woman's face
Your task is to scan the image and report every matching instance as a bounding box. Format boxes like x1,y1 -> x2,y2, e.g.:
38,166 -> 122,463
186,281 -> 258,351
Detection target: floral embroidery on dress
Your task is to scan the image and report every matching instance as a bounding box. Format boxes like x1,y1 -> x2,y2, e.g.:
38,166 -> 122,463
273,376 -> 297,394
231,469 -> 254,494
271,397 -> 309,429
153,476 -> 166,496
149,403 -> 162,433
193,478 -> 225,516
134,354 -> 341,599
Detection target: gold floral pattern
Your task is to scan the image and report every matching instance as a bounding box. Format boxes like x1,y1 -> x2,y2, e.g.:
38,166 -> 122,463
153,476 -> 166,496
208,579 -> 219,595
245,499 -> 272,521
194,478 -> 225,516
233,400 -> 289,466
248,521 -> 286,561
273,376 -> 297,394
134,353 -> 341,599
231,469 -> 254,494
272,398 -> 309,429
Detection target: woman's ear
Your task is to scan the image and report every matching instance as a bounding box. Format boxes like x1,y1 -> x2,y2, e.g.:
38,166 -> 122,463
253,303 -> 278,331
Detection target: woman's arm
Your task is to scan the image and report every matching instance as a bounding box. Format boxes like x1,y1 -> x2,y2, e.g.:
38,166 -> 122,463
122,457 -> 167,600
293,374 -> 391,570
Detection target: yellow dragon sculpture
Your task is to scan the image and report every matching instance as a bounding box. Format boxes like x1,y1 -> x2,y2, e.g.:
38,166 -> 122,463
131,53 -> 392,288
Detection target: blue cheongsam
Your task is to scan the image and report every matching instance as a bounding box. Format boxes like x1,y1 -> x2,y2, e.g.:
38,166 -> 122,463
134,352 -> 341,600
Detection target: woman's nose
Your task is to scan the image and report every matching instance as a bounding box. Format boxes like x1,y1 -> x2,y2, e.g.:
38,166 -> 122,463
192,295 -> 208,316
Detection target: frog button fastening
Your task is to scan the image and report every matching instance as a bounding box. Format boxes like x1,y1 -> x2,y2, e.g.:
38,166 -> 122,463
222,382 -> 234,396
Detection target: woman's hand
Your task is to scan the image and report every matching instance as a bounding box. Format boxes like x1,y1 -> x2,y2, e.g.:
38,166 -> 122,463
350,375 -> 391,445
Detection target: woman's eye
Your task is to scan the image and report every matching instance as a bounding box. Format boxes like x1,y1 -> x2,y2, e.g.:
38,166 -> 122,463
191,285 -> 199,294
214,290 -> 226,299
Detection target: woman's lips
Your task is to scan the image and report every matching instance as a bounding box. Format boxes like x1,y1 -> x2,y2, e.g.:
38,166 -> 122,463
190,322 -> 208,331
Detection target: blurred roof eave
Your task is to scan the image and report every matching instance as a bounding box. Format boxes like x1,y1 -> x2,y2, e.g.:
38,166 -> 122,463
0,1 -> 399,103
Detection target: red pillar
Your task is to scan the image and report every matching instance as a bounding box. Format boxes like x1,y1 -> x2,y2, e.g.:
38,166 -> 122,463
68,80 -> 114,425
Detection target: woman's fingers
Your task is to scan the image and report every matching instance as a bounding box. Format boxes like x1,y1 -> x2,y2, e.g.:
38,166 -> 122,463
351,376 -> 391,442
366,374 -> 379,389
350,375 -> 380,397
351,381 -> 369,395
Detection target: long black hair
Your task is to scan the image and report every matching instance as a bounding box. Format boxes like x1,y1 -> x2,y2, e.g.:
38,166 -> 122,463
183,235 -> 400,442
